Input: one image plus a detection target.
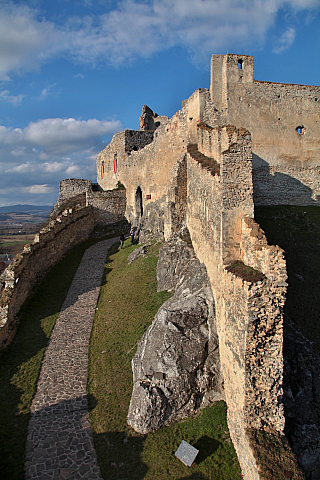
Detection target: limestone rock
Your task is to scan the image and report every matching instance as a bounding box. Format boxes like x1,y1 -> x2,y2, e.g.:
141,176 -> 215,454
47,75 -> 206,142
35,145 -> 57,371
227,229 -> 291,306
156,226 -> 194,292
127,229 -> 223,434
127,243 -> 151,264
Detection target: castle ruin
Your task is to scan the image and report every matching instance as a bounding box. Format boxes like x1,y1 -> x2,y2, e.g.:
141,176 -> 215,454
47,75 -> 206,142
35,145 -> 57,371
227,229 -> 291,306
1,53 -> 320,479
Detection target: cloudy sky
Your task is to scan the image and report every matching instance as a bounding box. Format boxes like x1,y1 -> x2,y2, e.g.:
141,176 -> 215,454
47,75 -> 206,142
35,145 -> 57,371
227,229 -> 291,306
1,0 -> 320,207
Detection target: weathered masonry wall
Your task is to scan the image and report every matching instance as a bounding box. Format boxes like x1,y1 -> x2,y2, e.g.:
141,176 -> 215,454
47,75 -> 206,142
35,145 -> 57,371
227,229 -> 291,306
90,52 -> 318,478
57,179 -> 126,226
97,109 -> 190,230
97,130 -> 154,191
86,189 -> 126,225
241,217 -> 286,431
186,127 -> 287,480
0,207 -> 94,349
210,54 -> 320,206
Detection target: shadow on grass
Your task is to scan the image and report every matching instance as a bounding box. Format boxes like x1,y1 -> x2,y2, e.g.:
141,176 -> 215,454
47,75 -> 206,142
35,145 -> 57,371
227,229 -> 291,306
178,474 -> 208,480
92,431 -> 148,480
0,285 -> 60,479
194,436 -> 221,464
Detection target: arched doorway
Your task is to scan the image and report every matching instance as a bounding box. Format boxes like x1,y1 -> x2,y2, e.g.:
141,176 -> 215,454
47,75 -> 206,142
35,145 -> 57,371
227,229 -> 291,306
135,186 -> 143,225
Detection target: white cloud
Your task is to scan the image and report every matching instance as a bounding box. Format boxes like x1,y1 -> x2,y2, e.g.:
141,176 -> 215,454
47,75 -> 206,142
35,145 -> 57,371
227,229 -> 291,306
73,73 -> 84,78
65,164 -> 81,175
273,27 -> 296,53
0,90 -> 24,106
23,117 -> 122,154
1,1 -> 319,79
0,117 -> 122,205
39,84 -> 58,100
23,184 -> 54,194
0,117 -> 122,156
0,5 -> 59,81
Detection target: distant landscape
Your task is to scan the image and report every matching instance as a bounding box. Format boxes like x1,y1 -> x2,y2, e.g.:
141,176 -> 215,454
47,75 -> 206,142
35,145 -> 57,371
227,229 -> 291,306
0,205 -> 51,273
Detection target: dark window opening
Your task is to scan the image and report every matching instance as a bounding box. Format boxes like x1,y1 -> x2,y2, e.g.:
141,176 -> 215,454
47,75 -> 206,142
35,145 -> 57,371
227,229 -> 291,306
238,59 -> 243,70
132,146 -> 138,151
135,186 -> 143,224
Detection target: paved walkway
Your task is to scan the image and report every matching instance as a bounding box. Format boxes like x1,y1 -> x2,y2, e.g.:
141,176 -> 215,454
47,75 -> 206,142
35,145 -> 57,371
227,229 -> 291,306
25,238 -> 118,480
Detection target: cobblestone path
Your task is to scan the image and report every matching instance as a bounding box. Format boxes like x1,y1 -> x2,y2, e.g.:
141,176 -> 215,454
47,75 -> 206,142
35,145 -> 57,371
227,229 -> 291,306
25,238 -> 118,480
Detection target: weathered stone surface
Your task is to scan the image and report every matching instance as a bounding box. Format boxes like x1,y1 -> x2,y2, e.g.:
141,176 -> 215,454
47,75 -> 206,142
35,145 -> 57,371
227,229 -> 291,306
156,227 -> 194,292
127,230 -> 223,434
127,243 -> 151,264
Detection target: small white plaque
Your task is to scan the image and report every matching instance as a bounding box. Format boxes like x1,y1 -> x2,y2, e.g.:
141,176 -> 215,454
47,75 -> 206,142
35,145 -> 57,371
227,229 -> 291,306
175,440 -> 199,467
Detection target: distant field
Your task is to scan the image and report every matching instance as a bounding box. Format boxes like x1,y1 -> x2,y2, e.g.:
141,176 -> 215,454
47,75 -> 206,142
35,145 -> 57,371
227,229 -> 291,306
0,234 -> 35,256
0,205 -> 50,236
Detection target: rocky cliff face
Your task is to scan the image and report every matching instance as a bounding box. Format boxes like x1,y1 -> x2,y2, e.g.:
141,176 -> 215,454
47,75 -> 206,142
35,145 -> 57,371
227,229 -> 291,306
127,228 -> 224,433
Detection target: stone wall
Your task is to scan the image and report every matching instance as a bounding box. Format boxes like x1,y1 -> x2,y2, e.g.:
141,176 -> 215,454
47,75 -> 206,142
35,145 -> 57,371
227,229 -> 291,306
97,107 -> 189,228
56,178 -> 126,226
210,53 -> 320,206
45,52 -> 319,478
97,130 -> 154,191
86,189 -> 126,225
0,207 -> 95,349
186,128 -> 287,479
57,179 -> 92,208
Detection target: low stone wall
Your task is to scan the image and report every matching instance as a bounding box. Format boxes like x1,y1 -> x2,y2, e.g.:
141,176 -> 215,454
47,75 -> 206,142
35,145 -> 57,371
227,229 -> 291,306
55,178 -> 126,226
0,207 -> 95,349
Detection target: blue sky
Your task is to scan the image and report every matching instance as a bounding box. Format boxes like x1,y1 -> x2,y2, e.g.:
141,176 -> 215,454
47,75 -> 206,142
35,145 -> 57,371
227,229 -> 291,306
0,0 -> 320,207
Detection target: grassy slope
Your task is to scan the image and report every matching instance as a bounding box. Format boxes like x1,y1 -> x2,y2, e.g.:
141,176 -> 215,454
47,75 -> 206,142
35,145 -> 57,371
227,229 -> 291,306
88,239 -> 242,480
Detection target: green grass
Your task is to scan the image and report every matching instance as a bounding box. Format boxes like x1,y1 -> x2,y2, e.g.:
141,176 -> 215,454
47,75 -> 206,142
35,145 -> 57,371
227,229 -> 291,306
255,205 -> 320,354
88,239 -> 242,480
0,223 -> 124,480
0,241 -> 27,247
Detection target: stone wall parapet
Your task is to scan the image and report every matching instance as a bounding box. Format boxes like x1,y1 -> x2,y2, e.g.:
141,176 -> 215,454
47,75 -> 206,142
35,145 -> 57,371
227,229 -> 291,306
241,217 -> 287,284
0,206 -> 94,350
